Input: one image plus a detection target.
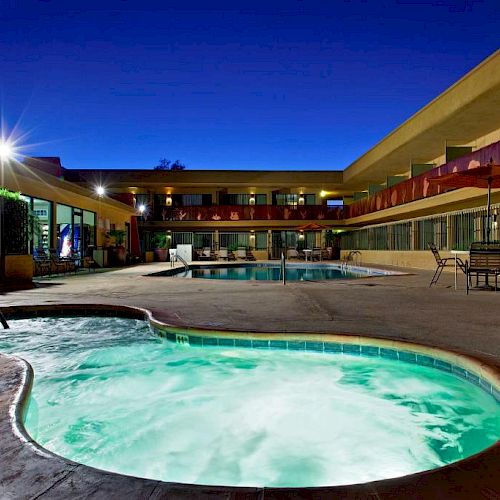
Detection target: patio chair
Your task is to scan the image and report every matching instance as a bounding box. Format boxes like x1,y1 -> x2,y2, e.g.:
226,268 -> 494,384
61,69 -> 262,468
466,242 -> 500,294
33,255 -> 51,277
49,248 -> 71,274
83,246 -> 97,272
236,248 -> 246,259
428,243 -> 465,287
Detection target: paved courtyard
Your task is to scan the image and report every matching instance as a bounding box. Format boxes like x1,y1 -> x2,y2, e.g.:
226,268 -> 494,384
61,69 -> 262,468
1,261 -> 499,499
1,261 -> 499,367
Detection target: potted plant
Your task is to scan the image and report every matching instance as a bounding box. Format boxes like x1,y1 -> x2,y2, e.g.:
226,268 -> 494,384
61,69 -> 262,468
106,229 -> 127,266
325,229 -> 340,260
152,233 -> 169,262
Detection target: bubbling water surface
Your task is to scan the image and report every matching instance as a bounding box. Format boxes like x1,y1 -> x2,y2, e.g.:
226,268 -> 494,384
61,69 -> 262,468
1,317 -> 498,487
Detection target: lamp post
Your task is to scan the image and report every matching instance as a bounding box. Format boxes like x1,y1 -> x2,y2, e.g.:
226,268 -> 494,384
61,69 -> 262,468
95,186 -> 106,250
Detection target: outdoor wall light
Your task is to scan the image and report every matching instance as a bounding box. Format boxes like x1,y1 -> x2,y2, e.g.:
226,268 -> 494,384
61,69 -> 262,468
166,194 -> 172,206
138,204 -> 146,214
298,194 -> 305,205
96,186 -> 106,197
249,193 -> 256,205
298,231 -> 305,240
320,190 -> 328,198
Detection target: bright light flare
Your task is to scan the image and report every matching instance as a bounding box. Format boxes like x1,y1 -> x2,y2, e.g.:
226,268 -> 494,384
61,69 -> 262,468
96,186 -> 106,196
138,204 -> 146,214
0,140 -> 14,161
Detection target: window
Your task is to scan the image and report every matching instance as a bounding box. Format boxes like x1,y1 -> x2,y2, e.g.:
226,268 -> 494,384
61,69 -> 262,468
56,204 -> 73,257
326,199 -> 343,207
255,232 -> 267,250
275,194 -> 314,207
170,194 -> 212,207
219,232 -> 249,249
276,194 -> 298,207
304,194 -> 316,205
55,204 -> 95,257
83,210 -> 96,248
226,194 -> 250,205
31,198 -> 52,254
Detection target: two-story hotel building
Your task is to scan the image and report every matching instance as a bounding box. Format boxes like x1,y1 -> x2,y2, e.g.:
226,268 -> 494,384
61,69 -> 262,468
3,50 -> 499,270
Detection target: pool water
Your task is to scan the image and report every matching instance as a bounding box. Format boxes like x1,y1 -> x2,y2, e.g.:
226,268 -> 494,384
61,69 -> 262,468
1,317 -> 498,488
171,264 -> 377,281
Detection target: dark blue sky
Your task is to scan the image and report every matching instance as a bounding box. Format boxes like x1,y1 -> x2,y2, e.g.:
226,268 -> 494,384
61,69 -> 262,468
1,0 -> 498,170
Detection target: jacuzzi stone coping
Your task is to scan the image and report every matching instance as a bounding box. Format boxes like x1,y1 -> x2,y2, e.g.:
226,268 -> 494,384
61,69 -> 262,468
0,303 -> 499,499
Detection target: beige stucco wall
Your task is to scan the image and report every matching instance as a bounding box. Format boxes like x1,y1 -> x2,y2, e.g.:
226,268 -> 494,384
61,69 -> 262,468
3,163 -> 135,247
340,249 -> 460,271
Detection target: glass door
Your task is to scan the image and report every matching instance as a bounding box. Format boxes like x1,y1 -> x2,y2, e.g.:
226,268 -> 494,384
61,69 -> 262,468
72,209 -> 83,258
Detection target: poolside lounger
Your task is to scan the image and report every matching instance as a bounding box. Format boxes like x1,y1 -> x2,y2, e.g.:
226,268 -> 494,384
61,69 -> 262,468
244,250 -> 256,261
218,248 -> 228,260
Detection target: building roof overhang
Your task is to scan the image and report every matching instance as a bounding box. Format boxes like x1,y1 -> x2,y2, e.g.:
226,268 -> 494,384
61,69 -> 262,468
342,50 -> 500,191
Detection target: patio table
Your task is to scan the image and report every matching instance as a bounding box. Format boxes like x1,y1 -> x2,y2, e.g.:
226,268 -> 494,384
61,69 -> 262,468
451,250 -> 469,290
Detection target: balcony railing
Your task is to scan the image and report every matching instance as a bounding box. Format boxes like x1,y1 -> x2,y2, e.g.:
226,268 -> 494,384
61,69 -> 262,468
347,141 -> 500,219
147,205 -> 345,222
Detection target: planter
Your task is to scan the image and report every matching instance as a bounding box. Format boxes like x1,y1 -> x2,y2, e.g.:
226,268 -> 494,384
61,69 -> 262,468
108,246 -> 127,267
3,255 -> 33,283
154,248 -> 168,262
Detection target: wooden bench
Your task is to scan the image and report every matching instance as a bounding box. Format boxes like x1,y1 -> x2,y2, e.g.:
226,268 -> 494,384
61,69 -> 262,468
465,242 -> 500,294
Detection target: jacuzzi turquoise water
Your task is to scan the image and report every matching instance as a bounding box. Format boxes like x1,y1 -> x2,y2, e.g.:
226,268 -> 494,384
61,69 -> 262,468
1,316 -> 498,488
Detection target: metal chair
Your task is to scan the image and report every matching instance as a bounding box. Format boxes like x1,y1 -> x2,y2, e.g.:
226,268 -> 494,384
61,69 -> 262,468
49,248 -> 70,274
428,243 -> 465,286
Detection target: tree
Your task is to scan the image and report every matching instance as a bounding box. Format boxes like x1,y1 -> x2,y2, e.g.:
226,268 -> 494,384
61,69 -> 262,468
154,158 -> 186,171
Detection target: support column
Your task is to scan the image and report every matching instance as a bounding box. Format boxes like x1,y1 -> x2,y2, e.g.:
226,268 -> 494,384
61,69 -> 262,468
214,230 -> 219,250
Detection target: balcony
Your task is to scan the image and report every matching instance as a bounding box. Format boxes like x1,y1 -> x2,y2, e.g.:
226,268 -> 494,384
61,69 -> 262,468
347,140 -> 500,219
147,204 -> 345,222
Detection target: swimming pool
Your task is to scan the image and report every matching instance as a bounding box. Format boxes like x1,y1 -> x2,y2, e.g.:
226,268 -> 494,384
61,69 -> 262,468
1,316 -> 498,488
152,263 -> 400,281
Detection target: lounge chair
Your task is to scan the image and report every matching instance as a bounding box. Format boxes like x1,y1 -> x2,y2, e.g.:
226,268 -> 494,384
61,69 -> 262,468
428,243 -> 465,286
245,250 -> 256,261
199,247 -> 213,261
218,248 -> 228,260
236,248 -> 246,259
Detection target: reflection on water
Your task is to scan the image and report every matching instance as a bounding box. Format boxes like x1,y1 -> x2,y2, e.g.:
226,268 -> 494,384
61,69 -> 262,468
184,265 -> 367,281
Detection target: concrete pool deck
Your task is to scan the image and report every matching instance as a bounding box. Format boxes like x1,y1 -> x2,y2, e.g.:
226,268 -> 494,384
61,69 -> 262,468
0,261 -> 499,498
